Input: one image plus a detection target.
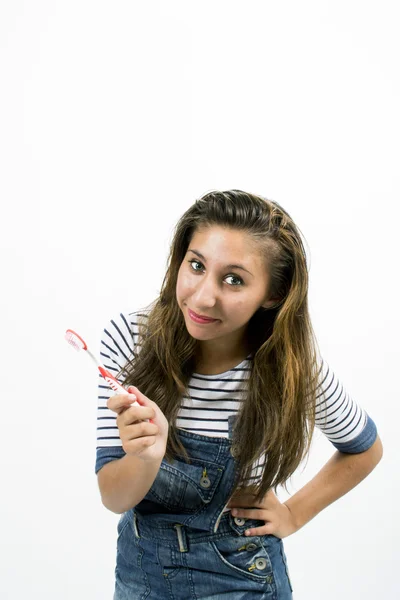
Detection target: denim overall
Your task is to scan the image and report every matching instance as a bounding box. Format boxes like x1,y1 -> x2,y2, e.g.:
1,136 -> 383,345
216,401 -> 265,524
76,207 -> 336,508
113,416 -> 293,599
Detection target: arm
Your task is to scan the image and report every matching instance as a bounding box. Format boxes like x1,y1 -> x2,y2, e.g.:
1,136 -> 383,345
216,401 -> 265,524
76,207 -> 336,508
229,361 -> 382,538
284,434 -> 383,530
96,311 -> 165,515
97,453 -> 163,514
228,435 -> 383,538
285,357 -> 383,529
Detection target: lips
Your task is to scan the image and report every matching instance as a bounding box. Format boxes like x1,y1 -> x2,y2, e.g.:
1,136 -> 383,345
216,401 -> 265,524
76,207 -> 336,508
188,309 -> 219,322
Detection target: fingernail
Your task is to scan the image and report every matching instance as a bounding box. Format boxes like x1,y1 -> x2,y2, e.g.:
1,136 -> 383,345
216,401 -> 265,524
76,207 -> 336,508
128,394 -> 137,401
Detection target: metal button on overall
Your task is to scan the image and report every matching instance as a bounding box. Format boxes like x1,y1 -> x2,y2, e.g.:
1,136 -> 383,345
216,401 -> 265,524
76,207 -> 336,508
234,517 -> 246,526
200,476 -> 211,488
255,558 -> 268,570
200,468 -> 211,489
246,543 -> 257,551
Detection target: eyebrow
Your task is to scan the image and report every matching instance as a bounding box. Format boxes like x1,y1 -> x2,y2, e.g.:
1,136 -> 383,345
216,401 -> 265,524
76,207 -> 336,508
187,249 -> 254,276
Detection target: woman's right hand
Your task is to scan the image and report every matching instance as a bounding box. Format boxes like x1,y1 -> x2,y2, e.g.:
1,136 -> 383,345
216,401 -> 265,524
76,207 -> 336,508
107,385 -> 169,463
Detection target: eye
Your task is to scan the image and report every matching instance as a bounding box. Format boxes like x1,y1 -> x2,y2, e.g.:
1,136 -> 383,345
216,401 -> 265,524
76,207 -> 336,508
187,260 -> 244,287
188,259 -> 203,272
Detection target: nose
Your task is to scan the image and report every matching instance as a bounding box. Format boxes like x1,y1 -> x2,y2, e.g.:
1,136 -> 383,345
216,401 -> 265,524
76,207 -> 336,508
191,274 -> 218,309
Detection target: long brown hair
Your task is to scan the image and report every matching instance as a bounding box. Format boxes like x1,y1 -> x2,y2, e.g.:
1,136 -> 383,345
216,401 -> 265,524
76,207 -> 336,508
118,190 -> 322,501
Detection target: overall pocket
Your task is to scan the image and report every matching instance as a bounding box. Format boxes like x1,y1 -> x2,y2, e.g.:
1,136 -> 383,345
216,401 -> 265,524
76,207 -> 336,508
146,456 -> 225,513
210,534 -> 274,584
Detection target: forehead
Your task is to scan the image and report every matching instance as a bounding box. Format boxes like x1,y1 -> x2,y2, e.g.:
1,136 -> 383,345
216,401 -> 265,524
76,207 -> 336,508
188,226 -> 265,267
190,225 -> 257,252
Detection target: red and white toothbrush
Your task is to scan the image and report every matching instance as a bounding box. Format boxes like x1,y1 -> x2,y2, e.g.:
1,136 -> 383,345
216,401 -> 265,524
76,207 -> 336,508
64,329 -> 148,418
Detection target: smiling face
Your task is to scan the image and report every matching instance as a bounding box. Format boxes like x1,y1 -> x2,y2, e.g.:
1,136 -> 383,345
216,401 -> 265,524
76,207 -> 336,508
176,225 -> 277,363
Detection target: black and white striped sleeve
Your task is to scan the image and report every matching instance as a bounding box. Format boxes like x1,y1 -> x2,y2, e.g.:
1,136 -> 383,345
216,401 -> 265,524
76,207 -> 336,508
314,358 -> 378,453
95,312 -> 135,474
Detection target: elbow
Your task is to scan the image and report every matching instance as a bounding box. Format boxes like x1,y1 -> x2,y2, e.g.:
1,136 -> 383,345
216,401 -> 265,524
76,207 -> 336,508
97,476 -> 126,514
98,487 -> 137,514
361,434 -> 383,471
372,434 -> 383,463
100,494 -> 129,515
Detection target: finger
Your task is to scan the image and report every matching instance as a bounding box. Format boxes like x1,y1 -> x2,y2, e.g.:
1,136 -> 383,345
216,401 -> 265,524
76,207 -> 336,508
122,420 -> 159,440
123,434 -> 157,455
127,385 -> 147,404
107,392 -> 137,414
126,386 -> 156,424
120,405 -> 156,426
243,523 -> 278,537
231,508 -> 269,520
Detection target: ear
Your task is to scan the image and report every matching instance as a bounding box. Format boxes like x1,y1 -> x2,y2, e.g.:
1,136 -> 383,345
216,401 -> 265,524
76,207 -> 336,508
261,297 -> 279,309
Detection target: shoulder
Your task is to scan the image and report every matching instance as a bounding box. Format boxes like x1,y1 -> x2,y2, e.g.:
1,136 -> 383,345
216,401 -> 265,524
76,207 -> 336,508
100,303 -> 152,367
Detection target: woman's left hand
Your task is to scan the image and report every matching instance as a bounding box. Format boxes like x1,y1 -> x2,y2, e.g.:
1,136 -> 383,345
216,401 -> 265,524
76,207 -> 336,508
226,489 -> 298,539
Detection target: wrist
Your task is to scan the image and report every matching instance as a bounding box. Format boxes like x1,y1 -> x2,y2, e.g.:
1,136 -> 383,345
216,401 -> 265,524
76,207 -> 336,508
283,499 -> 306,532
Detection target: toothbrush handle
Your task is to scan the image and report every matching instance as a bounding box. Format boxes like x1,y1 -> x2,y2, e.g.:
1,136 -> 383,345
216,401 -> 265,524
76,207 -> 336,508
98,366 -> 152,423
98,366 -> 130,395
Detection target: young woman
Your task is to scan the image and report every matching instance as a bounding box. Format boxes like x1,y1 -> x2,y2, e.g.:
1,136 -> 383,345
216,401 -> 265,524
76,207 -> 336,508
96,190 -> 382,599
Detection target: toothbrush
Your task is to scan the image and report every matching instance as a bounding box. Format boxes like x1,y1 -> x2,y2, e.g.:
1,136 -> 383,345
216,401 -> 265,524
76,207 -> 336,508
65,329 -> 150,419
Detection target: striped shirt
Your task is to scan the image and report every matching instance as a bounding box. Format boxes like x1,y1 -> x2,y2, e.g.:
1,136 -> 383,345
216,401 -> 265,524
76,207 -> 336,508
95,307 -> 378,482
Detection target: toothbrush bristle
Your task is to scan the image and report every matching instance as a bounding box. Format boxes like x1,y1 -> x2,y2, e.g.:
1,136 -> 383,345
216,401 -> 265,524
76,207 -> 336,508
65,329 -> 87,351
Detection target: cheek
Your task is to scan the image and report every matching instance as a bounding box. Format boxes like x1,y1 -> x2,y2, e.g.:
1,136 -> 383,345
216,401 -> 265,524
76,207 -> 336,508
179,268 -> 193,286
231,299 -> 252,320
176,272 -> 191,298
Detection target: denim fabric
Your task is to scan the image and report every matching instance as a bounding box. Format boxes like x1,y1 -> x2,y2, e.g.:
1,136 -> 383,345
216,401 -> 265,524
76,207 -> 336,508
332,412 -> 377,453
113,417 -> 293,599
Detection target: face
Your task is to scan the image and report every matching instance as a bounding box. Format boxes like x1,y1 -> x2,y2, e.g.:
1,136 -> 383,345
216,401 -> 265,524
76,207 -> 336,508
176,225 -> 276,360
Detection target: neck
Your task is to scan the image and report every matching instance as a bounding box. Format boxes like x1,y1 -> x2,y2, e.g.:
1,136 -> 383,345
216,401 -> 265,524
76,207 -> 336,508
195,340 -> 253,367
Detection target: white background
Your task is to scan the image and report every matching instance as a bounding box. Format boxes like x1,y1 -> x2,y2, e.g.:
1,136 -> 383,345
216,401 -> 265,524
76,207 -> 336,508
1,1 -> 398,598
